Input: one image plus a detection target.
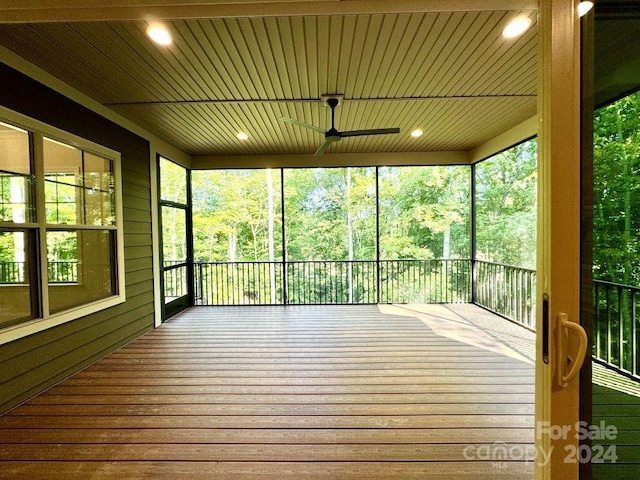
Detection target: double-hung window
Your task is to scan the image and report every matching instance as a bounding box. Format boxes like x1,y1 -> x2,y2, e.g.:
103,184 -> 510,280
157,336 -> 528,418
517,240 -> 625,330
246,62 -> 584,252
0,109 -> 125,344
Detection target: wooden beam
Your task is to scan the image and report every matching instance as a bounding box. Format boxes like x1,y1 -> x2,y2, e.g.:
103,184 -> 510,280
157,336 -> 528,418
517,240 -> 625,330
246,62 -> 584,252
469,116 -> 538,164
191,150 -> 470,169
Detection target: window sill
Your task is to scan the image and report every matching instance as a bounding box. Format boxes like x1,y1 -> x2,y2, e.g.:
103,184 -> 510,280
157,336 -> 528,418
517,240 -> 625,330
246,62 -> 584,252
0,292 -> 126,346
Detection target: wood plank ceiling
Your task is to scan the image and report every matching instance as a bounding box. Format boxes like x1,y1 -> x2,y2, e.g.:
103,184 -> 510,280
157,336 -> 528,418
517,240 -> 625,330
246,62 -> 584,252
0,9 -> 537,156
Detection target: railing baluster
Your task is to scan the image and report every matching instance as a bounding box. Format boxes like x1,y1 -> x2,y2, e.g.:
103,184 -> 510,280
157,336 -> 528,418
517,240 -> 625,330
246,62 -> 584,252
619,286 -> 624,369
607,286 -> 612,364
634,291 -> 638,376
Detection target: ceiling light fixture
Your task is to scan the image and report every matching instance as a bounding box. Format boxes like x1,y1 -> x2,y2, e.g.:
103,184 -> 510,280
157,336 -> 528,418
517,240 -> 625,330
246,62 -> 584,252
237,132 -> 249,141
146,24 -> 172,46
578,1 -> 594,17
411,129 -> 424,138
502,17 -> 532,39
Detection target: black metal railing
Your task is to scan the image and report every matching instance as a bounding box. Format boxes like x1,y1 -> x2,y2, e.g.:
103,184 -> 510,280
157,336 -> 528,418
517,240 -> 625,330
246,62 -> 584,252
195,261 -> 284,305
47,260 -> 78,283
593,280 -> 640,378
286,261 -> 376,304
474,260 -> 537,329
0,260 -> 25,284
1,260 -> 78,284
193,259 -> 471,306
379,259 -> 471,304
163,260 -> 188,301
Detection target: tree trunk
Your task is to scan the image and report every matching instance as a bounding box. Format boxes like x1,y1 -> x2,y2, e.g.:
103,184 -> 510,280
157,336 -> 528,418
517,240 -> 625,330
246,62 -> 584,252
617,110 -> 633,286
229,227 -> 237,262
346,168 -> 354,303
267,169 -> 276,303
443,228 -> 451,259
617,107 -> 633,369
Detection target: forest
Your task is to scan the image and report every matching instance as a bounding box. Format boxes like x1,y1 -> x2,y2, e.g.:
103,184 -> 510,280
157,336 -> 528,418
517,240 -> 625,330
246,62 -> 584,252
593,91 -> 640,287
189,140 -> 537,270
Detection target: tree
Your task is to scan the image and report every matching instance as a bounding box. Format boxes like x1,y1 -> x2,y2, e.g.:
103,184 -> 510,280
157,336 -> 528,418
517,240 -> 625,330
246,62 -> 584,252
379,166 -> 470,260
192,170 -> 282,262
593,92 -> 640,286
284,168 -> 376,262
474,140 -> 537,268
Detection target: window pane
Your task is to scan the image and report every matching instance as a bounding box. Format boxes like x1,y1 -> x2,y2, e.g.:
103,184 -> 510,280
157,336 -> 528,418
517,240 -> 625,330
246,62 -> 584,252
46,231 -> 78,283
45,177 -> 77,224
160,157 -> 187,204
0,122 -> 35,223
44,138 -> 81,225
84,153 -> 115,226
44,139 -> 116,227
48,229 -> 115,313
162,206 -> 187,264
0,230 -> 36,327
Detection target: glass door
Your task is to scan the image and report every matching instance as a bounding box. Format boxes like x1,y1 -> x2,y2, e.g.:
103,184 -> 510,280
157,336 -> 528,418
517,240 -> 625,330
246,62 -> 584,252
587,2 -> 640,478
158,156 -> 192,320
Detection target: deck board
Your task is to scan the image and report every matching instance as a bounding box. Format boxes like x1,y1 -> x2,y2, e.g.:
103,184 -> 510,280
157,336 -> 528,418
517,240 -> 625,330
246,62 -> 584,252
0,304 -> 535,479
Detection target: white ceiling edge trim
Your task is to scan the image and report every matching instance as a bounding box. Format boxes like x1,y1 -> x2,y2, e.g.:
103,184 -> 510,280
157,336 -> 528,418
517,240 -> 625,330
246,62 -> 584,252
0,44 -> 191,167
191,150 -> 470,170
469,115 -> 538,164
0,0 -> 538,23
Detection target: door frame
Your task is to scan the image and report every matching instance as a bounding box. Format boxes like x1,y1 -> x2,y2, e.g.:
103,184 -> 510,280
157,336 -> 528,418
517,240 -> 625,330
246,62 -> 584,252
157,154 -> 194,321
536,0 -> 586,479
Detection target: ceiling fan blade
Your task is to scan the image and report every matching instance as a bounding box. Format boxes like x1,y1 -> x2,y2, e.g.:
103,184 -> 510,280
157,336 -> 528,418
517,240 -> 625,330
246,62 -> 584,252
314,136 -> 341,156
340,127 -> 400,137
279,117 -> 325,134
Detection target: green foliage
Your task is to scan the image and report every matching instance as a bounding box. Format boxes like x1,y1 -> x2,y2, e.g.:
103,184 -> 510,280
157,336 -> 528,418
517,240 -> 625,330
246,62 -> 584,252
46,231 -> 77,261
192,169 -> 282,262
0,231 -> 17,262
192,166 -> 474,264
593,92 -> 640,286
475,139 -> 537,268
284,168 -> 376,261
379,166 -> 470,259
187,156 -> 538,306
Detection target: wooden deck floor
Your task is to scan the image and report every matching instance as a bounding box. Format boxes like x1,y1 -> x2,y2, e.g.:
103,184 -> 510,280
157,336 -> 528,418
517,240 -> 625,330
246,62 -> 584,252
0,304 -> 535,479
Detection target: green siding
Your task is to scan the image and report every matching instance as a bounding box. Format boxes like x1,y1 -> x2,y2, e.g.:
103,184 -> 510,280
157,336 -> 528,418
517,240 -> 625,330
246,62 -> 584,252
0,62 -> 155,413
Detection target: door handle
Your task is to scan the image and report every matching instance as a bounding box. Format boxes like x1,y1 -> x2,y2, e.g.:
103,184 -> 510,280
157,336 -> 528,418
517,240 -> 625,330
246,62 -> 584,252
556,313 -> 588,388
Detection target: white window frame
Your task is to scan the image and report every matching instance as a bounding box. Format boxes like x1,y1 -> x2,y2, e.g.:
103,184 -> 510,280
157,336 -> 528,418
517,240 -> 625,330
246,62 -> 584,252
0,106 -> 126,346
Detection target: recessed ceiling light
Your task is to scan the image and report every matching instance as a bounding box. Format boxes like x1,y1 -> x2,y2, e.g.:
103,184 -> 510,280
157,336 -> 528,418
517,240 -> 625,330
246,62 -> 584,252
411,129 -> 424,138
578,1 -> 594,17
502,17 -> 532,39
146,24 -> 172,46
237,132 -> 249,141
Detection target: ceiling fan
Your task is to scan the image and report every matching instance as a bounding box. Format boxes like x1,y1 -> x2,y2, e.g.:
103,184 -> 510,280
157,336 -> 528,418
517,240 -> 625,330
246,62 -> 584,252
279,95 -> 401,156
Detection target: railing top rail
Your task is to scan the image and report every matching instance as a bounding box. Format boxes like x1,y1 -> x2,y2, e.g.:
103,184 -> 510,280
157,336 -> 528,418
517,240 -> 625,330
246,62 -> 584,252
379,258 -> 472,262
474,259 -> 536,274
594,279 -> 640,292
192,258 -> 472,265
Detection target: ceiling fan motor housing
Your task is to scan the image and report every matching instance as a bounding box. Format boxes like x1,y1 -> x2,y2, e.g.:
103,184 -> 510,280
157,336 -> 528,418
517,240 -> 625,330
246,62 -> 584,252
321,94 -> 344,107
